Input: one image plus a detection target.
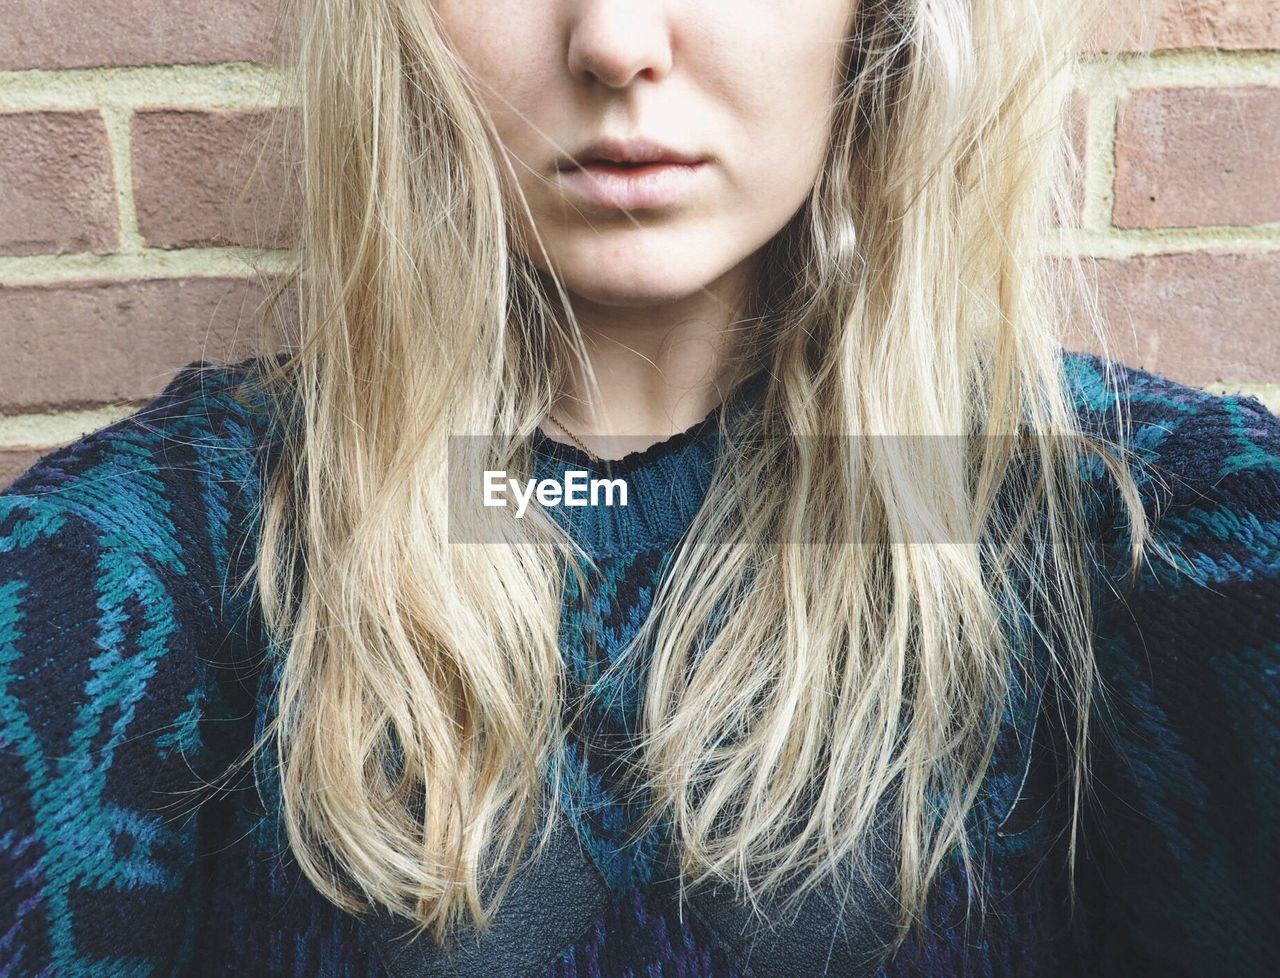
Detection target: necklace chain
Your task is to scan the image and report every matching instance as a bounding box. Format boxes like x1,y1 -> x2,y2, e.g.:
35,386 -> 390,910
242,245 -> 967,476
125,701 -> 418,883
545,411 -> 602,462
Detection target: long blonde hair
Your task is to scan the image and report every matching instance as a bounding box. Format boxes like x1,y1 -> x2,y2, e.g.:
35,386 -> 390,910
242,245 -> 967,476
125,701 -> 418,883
224,0 -> 1157,955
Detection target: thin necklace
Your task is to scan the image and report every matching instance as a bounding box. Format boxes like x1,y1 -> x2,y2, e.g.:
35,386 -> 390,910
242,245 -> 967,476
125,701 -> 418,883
545,411 -> 603,463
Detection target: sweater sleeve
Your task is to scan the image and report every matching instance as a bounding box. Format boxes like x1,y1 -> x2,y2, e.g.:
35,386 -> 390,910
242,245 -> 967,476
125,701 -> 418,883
0,358 -> 270,977
1077,391 -> 1280,976
0,492 -> 224,976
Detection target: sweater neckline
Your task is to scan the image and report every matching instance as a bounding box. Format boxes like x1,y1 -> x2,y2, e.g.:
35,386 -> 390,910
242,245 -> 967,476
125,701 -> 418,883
530,397 -> 724,477
529,369 -> 768,556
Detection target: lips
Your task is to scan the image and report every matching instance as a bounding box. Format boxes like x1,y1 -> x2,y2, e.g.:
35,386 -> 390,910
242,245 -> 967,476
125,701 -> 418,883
583,161 -> 653,169
552,136 -> 710,210
556,137 -> 706,172
554,159 -> 708,210
577,161 -> 674,175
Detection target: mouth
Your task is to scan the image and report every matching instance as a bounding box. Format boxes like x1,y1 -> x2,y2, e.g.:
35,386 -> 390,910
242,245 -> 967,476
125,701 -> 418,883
560,160 -> 683,176
555,137 -> 708,172
554,159 -> 709,210
552,137 -> 710,210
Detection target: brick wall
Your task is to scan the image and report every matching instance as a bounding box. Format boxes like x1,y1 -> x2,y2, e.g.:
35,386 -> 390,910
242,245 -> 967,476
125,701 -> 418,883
1,1 -> 1278,487
1060,1 -> 1280,409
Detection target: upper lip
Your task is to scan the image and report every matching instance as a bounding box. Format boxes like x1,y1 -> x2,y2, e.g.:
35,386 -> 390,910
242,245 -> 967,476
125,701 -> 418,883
556,137 -> 706,171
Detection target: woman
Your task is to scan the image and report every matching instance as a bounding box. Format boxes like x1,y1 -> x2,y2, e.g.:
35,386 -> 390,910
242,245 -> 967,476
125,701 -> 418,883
1,0 -> 1276,975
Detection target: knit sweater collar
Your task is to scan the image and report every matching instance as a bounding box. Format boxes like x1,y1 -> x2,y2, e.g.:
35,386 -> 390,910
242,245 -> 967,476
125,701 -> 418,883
530,369 -> 767,557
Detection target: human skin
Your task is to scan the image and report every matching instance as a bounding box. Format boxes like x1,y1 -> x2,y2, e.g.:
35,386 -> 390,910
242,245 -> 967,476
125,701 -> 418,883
432,1 -> 855,448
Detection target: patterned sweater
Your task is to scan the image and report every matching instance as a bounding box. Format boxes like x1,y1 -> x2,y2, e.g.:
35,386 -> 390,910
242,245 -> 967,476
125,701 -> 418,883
1,350 -> 1276,977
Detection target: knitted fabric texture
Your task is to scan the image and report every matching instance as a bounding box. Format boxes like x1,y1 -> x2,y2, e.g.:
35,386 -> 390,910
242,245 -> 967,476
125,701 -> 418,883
1,350 -> 1276,977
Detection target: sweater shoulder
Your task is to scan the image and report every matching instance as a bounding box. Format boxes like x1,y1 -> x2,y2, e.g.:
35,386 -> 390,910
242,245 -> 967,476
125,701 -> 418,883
1061,348 -> 1280,483
1061,348 -> 1280,537
1,354 -> 285,586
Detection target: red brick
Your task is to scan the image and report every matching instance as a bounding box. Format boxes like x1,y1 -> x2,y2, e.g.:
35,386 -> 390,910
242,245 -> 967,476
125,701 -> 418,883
1089,0 -> 1280,53
0,277 -> 282,412
0,111 -> 119,257
0,0 -> 285,70
132,108 -> 299,250
1113,87 -> 1280,229
1064,251 -> 1280,386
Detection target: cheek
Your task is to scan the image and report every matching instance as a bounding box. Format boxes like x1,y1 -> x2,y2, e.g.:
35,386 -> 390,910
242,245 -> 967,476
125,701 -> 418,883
774,15 -> 848,127
733,65 -> 841,211
433,7 -> 557,154
721,5 -> 849,186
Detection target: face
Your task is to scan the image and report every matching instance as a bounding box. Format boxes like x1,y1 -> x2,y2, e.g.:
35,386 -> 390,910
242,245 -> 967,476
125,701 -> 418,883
432,1 -> 855,310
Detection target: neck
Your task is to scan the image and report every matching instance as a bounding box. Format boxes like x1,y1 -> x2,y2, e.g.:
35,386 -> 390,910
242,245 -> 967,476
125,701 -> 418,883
547,254 -> 759,444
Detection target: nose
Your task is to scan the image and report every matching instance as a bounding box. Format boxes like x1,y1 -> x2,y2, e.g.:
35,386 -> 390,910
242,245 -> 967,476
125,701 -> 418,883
566,0 -> 674,89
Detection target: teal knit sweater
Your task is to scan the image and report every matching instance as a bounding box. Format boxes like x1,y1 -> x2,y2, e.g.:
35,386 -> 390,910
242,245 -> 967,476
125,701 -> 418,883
1,350 -> 1276,977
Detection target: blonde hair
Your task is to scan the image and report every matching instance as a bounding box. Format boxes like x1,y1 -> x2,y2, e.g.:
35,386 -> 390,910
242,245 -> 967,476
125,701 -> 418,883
221,0 -> 1159,957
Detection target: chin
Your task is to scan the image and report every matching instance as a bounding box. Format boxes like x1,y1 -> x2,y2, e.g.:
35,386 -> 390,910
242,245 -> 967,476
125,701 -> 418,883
559,267 -> 716,308
556,247 -> 722,305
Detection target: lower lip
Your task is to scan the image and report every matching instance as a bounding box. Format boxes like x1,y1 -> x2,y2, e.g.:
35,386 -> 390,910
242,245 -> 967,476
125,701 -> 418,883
555,161 -> 708,210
